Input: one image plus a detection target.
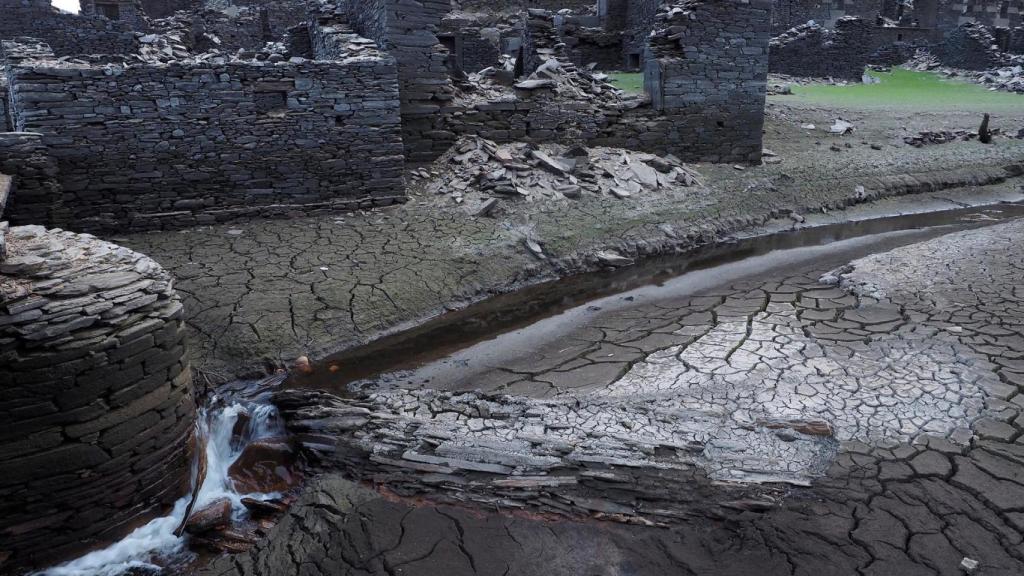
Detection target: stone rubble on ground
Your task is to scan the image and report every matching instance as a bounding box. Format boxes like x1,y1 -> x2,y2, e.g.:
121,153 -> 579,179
411,137 -> 703,220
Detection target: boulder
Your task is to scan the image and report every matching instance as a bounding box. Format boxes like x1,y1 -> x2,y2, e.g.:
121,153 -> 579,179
228,438 -> 297,494
184,498 -> 232,535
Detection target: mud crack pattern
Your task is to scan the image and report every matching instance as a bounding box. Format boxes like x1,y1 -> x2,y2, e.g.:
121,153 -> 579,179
205,218 -> 1024,576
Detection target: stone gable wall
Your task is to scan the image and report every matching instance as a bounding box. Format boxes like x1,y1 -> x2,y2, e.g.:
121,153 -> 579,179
3,41 -> 406,232
939,22 -> 1002,69
768,16 -> 873,81
346,0 -> 456,163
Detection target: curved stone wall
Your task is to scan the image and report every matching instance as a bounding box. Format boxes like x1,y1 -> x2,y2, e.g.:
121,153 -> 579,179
0,224 -> 196,571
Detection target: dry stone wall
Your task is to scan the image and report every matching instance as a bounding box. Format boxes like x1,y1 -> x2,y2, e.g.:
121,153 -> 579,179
2,39 -> 405,232
345,0 -> 457,162
643,0 -> 770,163
939,22 -> 1003,69
80,0 -> 150,32
562,25 -> 623,70
0,133 -> 65,227
0,224 -> 195,572
0,0 -> 139,57
769,16 -> 873,80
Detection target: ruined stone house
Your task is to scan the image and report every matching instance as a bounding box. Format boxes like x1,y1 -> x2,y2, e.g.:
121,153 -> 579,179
1,0 -> 772,233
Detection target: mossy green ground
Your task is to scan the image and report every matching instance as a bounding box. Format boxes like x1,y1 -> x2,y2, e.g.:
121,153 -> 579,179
788,69 -> 1023,111
607,72 -> 644,94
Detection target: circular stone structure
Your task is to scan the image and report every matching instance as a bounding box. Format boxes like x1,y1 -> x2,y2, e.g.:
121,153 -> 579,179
0,224 -> 196,571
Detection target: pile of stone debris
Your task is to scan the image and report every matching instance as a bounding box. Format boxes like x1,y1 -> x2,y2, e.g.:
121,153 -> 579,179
411,137 -> 702,216
903,127 -> 1023,147
136,31 -> 195,62
464,52 -> 627,105
906,52 -> 1024,94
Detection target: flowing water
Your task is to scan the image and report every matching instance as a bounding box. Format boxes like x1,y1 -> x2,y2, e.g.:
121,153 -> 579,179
32,379 -> 288,576
31,200 -> 1024,574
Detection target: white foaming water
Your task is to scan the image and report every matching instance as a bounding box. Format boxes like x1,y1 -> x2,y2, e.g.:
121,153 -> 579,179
33,398 -> 283,576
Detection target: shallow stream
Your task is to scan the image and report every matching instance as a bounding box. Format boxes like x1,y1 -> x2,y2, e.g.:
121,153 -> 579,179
34,200 -> 1024,575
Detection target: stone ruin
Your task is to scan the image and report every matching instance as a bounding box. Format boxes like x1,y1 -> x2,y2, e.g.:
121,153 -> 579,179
766,0 -> 1024,82
770,16 -> 873,80
0,0 -> 771,567
0,0 -> 773,234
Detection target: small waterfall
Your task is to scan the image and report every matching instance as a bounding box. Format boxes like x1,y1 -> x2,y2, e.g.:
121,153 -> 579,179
34,391 -> 287,576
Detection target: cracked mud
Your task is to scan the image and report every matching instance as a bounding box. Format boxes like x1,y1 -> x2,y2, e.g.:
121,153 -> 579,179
198,216 -> 1024,576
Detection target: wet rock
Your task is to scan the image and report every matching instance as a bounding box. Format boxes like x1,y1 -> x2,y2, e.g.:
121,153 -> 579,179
293,356 -> 313,375
228,438 -> 297,494
241,497 -> 288,517
230,411 -> 252,451
184,498 -> 232,535
720,499 -> 776,512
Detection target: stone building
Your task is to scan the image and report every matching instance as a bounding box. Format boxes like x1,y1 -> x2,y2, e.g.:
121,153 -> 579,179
343,0 -> 458,162
1,37 -> 406,231
79,0 -> 150,31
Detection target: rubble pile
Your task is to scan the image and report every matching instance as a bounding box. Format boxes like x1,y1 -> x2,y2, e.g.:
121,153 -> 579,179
461,49 -> 630,106
907,51 -> 1024,94
411,137 -> 702,215
903,127 -> 1020,147
136,30 -> 195,62
646,0 -> 702,58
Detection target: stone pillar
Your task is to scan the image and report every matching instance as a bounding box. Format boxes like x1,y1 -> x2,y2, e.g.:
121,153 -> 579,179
0,225 -> 195,572
0,133 -> 66,228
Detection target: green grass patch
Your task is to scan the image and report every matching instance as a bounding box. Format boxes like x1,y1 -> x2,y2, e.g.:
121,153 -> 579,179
606,72 -> 644,94
786,68 -> 1023,110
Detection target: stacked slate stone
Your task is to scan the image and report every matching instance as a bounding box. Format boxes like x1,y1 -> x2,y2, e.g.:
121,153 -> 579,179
2,38 -> 405,232
1009,27 -> 1024,54
79,0 -> 151,32
621,0 -> 661,68
447,0 -> 770,164
939,22 -> 1003,70
0,134 -> 65,228
0,0 -> 139,57
442,22 -> 504,75
0,225 -> 195,572
307,3 -> 384,61
0,75 -> 9,131
229,0 -> 310,43
642,0 -> 771,162
561,23 -> 624,70
150,7 -> 271,53
768,17 -> 872,81
140,0 -> 197,20
523,9 -> 568,74
345,0 -> 457,162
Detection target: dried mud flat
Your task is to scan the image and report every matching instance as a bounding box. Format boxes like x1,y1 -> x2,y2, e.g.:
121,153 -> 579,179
191,215 -> 1024,576
112,96 -> 1024,576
